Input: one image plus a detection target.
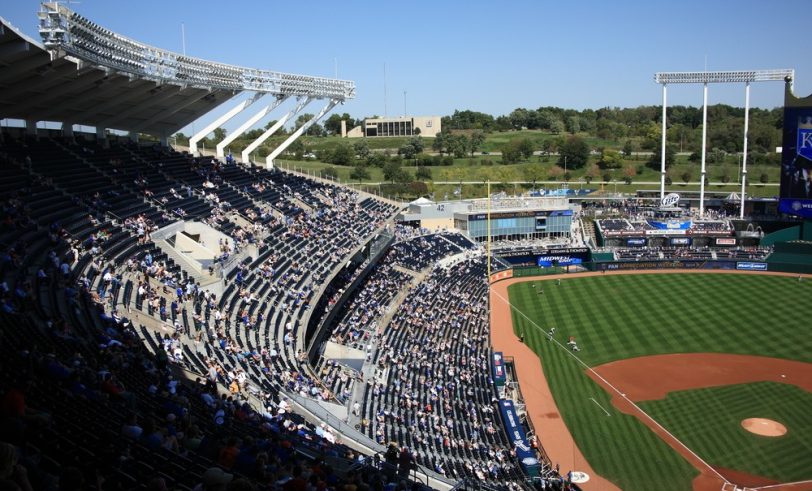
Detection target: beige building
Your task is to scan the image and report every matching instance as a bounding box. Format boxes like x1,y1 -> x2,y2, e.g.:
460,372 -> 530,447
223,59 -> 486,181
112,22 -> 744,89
344,116 -> 441,138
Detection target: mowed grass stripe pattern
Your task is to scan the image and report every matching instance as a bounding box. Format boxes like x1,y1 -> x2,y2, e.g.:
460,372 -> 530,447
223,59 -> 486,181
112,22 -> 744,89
507,273 -> 812,491
639,382 -> 812,482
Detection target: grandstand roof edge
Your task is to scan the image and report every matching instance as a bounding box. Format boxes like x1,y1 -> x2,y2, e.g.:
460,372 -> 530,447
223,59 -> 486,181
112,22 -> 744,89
37,2 -> 355,100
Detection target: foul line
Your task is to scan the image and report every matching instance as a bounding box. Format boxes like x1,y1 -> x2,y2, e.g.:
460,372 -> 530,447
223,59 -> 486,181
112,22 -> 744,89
752,480 -> 812,490
490,286 -> 729,484
589,397 -> 611,416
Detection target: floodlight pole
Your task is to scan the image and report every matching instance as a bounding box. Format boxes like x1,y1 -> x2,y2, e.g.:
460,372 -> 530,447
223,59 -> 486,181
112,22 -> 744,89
700,82 -> 708,218
653,69 -> 793,219
740,82 -> 750,219
660,84 -> 668,201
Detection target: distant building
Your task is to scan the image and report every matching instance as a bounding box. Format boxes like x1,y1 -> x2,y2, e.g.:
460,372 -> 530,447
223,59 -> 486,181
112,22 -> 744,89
398,195 -> 573,241
344,116 -> 441,138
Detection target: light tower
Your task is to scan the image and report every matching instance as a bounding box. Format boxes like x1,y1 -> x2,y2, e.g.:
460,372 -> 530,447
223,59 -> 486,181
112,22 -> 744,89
654,69 -> 793,218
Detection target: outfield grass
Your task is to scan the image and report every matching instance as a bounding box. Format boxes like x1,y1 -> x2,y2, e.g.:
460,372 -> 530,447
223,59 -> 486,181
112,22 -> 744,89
506,273 -> 812,491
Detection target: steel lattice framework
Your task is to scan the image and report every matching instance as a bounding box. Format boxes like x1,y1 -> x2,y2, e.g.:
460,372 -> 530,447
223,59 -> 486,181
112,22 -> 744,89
37,2 -> 355,100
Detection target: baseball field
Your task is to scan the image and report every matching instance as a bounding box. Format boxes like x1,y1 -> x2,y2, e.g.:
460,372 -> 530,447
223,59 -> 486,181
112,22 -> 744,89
499,271 -> 812,491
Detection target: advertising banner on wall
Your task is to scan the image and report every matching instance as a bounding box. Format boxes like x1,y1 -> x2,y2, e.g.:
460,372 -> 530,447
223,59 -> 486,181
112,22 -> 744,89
498,399 -> 536,470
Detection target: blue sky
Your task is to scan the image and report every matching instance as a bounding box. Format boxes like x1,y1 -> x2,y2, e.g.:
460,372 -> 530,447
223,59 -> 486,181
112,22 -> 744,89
3,0 -> 812,135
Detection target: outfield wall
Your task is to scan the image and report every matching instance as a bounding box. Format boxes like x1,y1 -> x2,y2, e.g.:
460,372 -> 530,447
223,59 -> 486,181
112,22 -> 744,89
492,258 -> 812,278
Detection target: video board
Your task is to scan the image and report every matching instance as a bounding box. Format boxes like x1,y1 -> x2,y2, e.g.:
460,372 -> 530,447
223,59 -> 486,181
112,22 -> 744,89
779,89 -> 812,218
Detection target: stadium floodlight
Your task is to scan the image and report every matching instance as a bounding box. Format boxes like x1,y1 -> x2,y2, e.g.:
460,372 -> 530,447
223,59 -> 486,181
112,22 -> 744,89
654,69 -> 793,219
654,69 -> 794,85
37,2 -> 355,101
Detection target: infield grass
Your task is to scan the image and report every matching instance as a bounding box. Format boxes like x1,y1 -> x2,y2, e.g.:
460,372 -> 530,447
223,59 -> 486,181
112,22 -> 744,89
506,273 -> 812,491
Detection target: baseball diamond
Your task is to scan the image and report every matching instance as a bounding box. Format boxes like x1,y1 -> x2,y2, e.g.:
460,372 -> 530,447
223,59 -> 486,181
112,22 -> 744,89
492,270 -> 812,491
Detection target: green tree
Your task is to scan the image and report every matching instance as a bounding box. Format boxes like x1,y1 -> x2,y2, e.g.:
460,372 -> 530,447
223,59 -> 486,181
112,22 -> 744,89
720,165 -> 732,183
349,163 -> 370,182
329,144 -> 354,166
383,161 -> 403,182
432,132 -> 446,155
469,131 -> 486,157
323,114 -> 343,135
517,138 -> 534,159
649,143 -> 677,169
759,172 -> 769,184
565,116 -> 581,134
415,165 -> 432,181
550,118 -> 565,134
623,140 -> 634,157
447,134 -> 469,158
681,170 -> 692,184
353,139 -> 370,160
366,153 -> 386,168
558,135 -> 590,169
212,127 -> 227,143
599,149 -> 623,169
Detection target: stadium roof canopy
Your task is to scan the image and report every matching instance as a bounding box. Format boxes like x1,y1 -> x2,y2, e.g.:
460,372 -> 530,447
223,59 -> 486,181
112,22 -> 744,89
0,3 -> 355,139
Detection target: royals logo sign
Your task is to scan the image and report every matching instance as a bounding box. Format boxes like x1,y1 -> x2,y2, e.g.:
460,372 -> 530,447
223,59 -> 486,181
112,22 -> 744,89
798,116 -> 812,160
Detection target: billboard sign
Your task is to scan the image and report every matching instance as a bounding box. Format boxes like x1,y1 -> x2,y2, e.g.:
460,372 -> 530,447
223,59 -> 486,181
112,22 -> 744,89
779,91 -> 812,218
537,256 -> 582,267
716,238 -> 737,246
627,238 -> 646,246
671,237 -> 692,246
493,352 -> 507,386
736,261 -> 768,271
661,193 -> 681,207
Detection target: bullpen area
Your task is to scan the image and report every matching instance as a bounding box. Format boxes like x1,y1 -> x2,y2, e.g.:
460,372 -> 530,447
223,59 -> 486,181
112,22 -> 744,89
495,271 -> 812,491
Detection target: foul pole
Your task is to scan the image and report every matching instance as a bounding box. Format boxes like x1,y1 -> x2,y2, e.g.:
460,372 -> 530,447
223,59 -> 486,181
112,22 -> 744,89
487,180 -> 492,281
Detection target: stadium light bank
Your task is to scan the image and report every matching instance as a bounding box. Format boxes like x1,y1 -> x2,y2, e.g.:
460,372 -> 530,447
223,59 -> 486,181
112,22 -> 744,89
654,69 -> 794,219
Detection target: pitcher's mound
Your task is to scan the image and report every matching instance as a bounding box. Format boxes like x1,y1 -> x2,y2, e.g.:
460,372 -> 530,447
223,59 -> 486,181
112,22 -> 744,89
741,418 -> 787,437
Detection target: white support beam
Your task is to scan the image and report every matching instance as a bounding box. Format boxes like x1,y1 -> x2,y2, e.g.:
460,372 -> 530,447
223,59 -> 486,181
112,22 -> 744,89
189,92 -> 263,155
266,98 -> 339,168
216,95 -> 287,158
700,83 -> 708,218
740,82 -> 750,219
241,96 -> 312,165
660,84 -> 667,201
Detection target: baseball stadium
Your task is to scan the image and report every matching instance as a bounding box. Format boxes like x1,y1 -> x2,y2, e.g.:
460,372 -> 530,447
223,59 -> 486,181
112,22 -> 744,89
1,3 -> 811,491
